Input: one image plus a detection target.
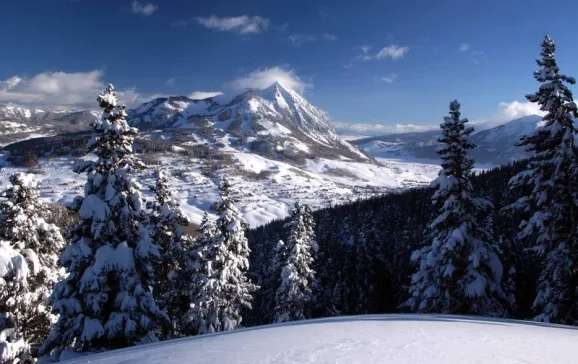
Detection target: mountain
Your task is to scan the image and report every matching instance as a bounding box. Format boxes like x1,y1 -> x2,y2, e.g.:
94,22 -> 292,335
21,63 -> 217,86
352,115 -> 543,165
0,85 -> 440,229
0,106 -> 99,125
0,106 -> 100,146
129,82 -> 369,162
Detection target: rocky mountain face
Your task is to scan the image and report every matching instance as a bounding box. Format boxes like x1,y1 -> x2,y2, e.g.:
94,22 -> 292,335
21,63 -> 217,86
352,115 -> 544,165
128,82 -> 369,162
0,83 -> 371,165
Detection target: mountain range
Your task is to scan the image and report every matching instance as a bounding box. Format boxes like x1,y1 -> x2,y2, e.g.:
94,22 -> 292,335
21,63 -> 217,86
351,115 -> 543,165
0,84 -> 548,227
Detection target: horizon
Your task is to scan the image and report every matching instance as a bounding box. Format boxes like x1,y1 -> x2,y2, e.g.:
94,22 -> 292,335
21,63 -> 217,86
1,0 -> 573,134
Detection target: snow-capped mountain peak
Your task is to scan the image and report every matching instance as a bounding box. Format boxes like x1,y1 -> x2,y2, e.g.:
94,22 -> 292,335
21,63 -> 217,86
128,85 -> 366,162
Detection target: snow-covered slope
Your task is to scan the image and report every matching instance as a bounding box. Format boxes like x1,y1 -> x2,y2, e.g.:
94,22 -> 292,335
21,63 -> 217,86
57,315 -> 577,364
129,82 -> 369,162
0,106 -> 100,146
0,148 -> 439,228
353,115 -> 544,165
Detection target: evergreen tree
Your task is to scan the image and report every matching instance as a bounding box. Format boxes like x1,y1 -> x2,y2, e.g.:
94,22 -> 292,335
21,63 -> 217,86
274,202 -> 316,323
180,211 -> 215,335
147,170 -> 191,339
189,179 -> 256,333
404,100 -> 507,316
507,35 -> 578,324
0,241 -> 32,364
0,173 -> 64,361
40,84 -> 166,359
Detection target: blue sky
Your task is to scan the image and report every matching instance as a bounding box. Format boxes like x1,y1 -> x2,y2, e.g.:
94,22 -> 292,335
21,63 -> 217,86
1,0 -> 577,133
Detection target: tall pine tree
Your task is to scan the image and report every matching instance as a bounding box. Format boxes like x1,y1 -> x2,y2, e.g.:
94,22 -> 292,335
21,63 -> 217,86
507,35 -> 578,324
189,179 -> 256,333
0,173 -> 64,361
147,170 -> 191,339
404,100 -> 507,316
274,202 -> 317,323
40,84 -> 166,359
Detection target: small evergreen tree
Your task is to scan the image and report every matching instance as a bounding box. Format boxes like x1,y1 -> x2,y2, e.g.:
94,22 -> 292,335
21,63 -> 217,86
40,84 -> 166,360
404,100 -> 507,316
0,173 -> 64,361
274,202 -> 316,323
189,179 -> 256,333
507,35 -> 578,324
147,170 -> 191,339
177,211 -> 215,336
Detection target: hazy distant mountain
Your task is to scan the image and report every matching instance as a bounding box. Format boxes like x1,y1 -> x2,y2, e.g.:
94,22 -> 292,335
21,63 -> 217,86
352,115 -> 544,165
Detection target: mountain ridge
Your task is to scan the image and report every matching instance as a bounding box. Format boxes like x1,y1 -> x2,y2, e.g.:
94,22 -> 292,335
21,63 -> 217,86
352,114 -> 544,165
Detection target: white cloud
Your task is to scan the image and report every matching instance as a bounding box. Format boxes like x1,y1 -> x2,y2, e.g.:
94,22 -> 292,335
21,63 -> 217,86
472,100 -> 545,130
460,43 -> 470,51
226,66 -> 311,94
131,0 -> 158,16
471,50 -> 487,64
345,44 -> 408,68
376,44 -> 409,60
188,91 -> 224,100
380,74 -> 397,84
195,15 -> 269,34
165,78 -> 175,86
496,100 -> 544,121
288,34 -> 317,46
0,70 -> 161,109
333,121 -> 438,136
288,33 -> 337,46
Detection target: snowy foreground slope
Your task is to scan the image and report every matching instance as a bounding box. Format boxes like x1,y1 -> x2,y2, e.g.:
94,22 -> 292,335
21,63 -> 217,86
59,315 -> 576,364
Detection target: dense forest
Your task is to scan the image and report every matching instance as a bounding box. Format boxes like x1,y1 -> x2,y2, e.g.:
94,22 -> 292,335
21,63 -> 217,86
246,159 -> 535,325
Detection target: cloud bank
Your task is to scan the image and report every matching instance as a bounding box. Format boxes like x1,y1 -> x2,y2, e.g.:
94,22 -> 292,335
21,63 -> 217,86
0,70 -> 162,110
226,66 -> 311,94
195,15 -> 269,34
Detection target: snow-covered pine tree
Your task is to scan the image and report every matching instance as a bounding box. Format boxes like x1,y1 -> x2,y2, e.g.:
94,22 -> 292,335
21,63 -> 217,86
189,178 -> 256,334
40,84 -> 166,360
0,173 -> 64,361
404,100 -> 507,316
274,202 -> 316,323
507,35 -> 578,324
0,240 -> 32,363
146,170 -> 191,339
180,211 -> 216,335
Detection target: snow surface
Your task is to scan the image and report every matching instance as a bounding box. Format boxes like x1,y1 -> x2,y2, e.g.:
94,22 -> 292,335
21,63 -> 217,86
59,315 -> 577,364
0,149 -> 440,228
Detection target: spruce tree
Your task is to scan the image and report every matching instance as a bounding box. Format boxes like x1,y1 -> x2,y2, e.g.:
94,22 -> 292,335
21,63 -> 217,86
507,35 -> 578,324
147,170 -> 191,339
0,173 -> 64,361
189,179 -> 256,333
274,202 -> 316,323
40,84 -> 166,359
404,100 -> 507,316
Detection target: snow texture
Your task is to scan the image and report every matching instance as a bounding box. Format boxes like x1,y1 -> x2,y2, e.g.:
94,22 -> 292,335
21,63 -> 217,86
58,315 -> 578,364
